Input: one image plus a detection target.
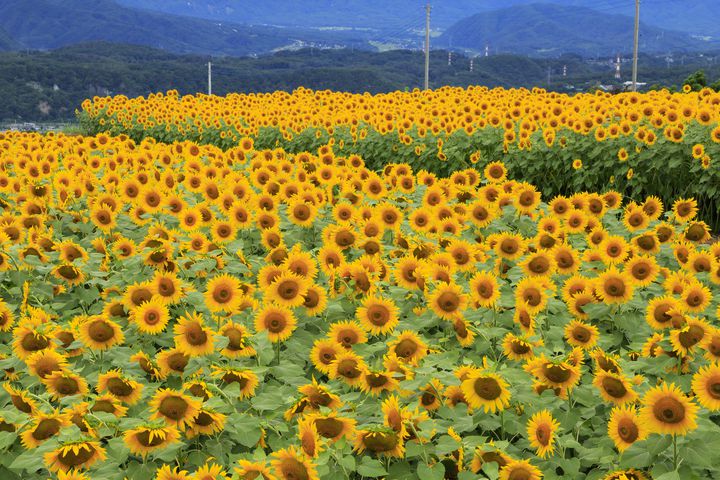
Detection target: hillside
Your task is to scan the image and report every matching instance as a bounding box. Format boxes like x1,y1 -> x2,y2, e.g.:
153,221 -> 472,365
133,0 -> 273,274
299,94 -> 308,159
0,0 -> 369,56
117,0 -> 720,39
0,27 -> 20,51
3,43 -> 720,122
439,3 -> 717,57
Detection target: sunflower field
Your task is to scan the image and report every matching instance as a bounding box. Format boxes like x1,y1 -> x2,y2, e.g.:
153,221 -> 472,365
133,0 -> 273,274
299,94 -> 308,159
79,87 -> 720,227
1,86 -> 720,480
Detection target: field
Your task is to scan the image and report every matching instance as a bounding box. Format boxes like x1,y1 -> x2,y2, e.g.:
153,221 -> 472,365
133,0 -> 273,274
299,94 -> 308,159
0,86 -> 719,480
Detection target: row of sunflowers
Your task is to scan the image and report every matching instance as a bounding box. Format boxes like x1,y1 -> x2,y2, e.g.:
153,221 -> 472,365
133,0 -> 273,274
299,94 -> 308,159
78,87 -> 720,227
1,129 -> 720,479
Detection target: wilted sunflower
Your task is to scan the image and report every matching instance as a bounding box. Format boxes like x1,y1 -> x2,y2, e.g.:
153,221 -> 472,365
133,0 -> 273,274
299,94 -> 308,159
639,382 -> 698,436
527,409 -> 560,458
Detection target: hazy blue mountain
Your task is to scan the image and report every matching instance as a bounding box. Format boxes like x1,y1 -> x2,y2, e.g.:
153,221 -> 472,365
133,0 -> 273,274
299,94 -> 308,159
0,0 -> 360,56
116,0 -> 720,38
438,3 -> 717,57
0,27 -> 21,51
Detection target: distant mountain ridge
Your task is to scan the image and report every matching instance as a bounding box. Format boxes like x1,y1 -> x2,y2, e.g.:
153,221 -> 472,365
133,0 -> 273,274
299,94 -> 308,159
0,0 -> 369,56
438,3 -> 718,57
117,0 -> 720,38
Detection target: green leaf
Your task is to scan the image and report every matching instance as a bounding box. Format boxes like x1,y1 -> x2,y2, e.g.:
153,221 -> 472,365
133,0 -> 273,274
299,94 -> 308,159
356,457 -> 388,477
417,462 -> 445,480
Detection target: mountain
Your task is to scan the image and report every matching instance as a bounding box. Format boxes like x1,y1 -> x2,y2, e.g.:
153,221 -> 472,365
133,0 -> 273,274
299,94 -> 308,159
0,27 -> 20,51
438,3 -> 718,57
115,0 -> 482,30
0,0 -> 369,56
116,0 -> 720,39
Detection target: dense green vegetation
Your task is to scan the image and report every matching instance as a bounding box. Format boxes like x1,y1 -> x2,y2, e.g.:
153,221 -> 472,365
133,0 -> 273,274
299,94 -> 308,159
2,43 -> 720,122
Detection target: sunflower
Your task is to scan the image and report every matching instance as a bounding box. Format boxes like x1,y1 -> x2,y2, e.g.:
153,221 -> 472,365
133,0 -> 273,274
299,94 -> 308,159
527,356 -> 582,391
155,465 -> 191,480
502,333 -> 537,361
645,296 -> 683,330
672,198 -> 698,222
149,388 -> 202,430
680,282 -> 711,313
356,295 -> 399,335
669,317 -> 710,356
20,410 -> 71,449
515,277 -> 550,314
186,408 -> 226,439
328,350 -> 367,387
52,264 -> 86,286
26,349 -> 67,379
499,459 -> 543,480
608,404 -> 647,452
296,416 -> 323,458
603,469 -> 649,480
91,393 -> 128,418
302,285 -> 328,316
271,446 -> 319,480
494,233 -> 527,260
156,347 -> 190,377
78,315 -> 124,350
0,301 -> 14,332
124,425 -> 180,457
204,273 -> 244,313
639,382 -> 698,436
96,370 -> 144,405
594,267 -> 634,304
527,410 -> 559,458
387,330 -> 428,365
309,339 -> 343,374
469,271 -> 500,308
44,440 -> 106,472
393,255 -> 422,290
43,370 -> 89,399
265,270 -> 309,308
150,270 -> 185,304
308,412 -> 356,443
12,323 -> 57,360
461,371 -> 511,413
593,371 -> 638,405
129,297 -> 170,334
4,383 -> 37,414
564,320 -> 599,350
173,312 -> 215,357
255,305 -> 297,343
218,322 -> 256,358
212,367 -> 259,398
691,363 -> 720,411
354,427 -> 405,458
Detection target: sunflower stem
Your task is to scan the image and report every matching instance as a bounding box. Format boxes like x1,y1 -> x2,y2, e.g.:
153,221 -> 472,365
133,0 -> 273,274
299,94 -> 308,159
275,340 -> 281,365
673,434 -> 678,471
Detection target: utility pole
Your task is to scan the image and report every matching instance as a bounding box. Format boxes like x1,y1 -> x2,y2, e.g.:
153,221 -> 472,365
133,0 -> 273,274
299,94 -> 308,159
448,51 -> 452,66
208,61 -> 212,95
470,57 -> 474,72
632,0 -> 640,91
424,3 -> 431,90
